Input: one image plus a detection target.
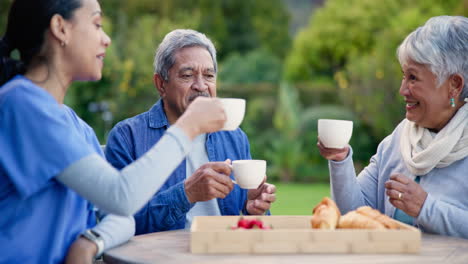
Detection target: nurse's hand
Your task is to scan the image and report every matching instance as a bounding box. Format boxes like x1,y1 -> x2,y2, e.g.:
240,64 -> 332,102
65,237 -> 96,264
176,97 -> 226,140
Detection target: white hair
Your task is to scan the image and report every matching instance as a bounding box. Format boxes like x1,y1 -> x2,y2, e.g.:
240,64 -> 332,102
153,29 -> 217,81
397,16 -> 468,102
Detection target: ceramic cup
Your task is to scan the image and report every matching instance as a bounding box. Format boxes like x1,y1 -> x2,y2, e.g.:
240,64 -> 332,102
231,160 -> 266,189
220,98 -> 246,131
318,119 -> 353,148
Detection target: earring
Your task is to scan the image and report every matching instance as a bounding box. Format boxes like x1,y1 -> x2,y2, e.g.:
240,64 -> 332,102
60,41 -> 65,47
450,98 -> 456,108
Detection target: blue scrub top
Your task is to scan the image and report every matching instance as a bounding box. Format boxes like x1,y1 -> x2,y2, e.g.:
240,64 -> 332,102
0,76 -> 103,263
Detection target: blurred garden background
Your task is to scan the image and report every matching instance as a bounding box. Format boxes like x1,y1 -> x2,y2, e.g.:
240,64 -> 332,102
1,0 -> 466,214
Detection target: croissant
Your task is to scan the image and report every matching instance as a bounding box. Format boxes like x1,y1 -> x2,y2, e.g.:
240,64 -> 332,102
338,211 -> 386,230
356,206 -> 400,229
311,197 -> 341,229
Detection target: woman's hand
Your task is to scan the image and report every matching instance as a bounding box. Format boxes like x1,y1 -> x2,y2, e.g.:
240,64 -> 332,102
64,237 -> 97,264
176,97 -> 226,139
317,140 -> 350,162
385,174 -> 428,217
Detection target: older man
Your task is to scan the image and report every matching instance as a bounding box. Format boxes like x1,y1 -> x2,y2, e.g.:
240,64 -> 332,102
105,29 -> 276,235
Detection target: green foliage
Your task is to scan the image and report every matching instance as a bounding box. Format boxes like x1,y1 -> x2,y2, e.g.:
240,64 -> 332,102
285,0 -> 401,82
218,49 -> 283,85
454,0 -> 468,15
250,1 -> 291,59
197,0 -> 291,59
268,83 -> 304,182
112,0 -> 292,60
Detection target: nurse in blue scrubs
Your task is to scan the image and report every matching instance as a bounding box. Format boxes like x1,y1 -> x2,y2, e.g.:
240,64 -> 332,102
0,0 -> 227,263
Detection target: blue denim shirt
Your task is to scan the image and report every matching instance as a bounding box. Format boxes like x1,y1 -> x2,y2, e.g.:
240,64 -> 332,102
105,99 -> 251,234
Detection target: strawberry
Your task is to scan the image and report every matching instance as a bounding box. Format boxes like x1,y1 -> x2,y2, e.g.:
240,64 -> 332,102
251,219 -> 264,229
237,218 -> 251,229
234,217 -> 272,230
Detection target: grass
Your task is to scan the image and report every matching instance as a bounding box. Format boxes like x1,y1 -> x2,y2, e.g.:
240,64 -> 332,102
269,182 -> 330,215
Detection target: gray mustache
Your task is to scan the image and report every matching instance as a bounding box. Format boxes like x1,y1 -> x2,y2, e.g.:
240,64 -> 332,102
188,92 -> 210,101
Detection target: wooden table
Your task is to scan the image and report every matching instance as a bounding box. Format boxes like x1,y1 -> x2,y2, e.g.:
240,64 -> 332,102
103,230 -> 468,264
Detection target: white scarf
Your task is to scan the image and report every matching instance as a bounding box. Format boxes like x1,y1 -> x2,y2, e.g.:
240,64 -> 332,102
400,99 -> 468,176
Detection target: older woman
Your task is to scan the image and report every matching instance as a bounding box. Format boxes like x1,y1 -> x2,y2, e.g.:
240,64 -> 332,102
318,16 -> 468,238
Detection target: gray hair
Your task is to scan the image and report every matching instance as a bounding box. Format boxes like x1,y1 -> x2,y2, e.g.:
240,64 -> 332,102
153,29 -> 217,81
397,16 -> 468,102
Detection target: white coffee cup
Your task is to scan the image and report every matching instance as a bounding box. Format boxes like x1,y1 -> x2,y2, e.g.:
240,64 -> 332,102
220,98 -> 246,131
318,119 -> 353,148
231,160 -> 266,189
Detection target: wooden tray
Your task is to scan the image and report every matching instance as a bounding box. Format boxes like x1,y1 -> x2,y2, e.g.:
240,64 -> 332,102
190,215 -> 421,254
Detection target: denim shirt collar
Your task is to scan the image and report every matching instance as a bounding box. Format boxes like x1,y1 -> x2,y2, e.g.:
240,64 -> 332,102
148,98 -> 214,139
148,99 -> 169,129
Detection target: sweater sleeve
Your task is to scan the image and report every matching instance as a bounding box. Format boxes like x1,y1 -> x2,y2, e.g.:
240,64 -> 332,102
92,214 -> 135,251
56,126 -> 192,216
329,147 -> 380,214
416,193 -> 468,238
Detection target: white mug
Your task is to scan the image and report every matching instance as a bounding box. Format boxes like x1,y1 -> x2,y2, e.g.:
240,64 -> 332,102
318,119 -> 353,148
219,98 -> 246,131
231,160 -> 266,189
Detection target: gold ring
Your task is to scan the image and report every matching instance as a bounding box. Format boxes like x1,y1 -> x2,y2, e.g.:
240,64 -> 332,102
398,192 -> 403,200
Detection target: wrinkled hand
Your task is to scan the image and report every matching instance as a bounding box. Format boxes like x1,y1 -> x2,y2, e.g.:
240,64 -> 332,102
385,174 -> 428,217
246,179 -> 276,215
176,97 -> 226,139
317,140 -> 349,162
64,237 -> 96,264
185,160 -> 234,203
